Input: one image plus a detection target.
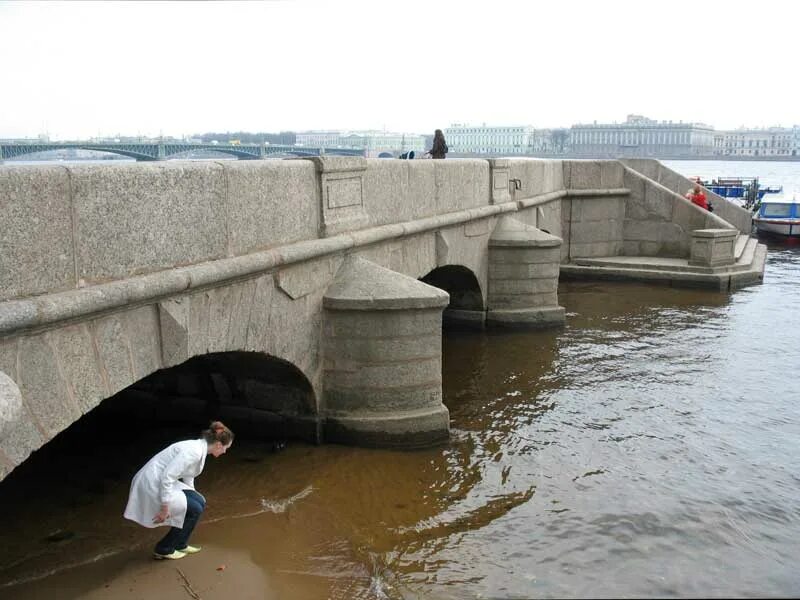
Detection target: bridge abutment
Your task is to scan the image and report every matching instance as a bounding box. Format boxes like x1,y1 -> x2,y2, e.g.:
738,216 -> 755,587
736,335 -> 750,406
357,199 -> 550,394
322,257 -> 451,447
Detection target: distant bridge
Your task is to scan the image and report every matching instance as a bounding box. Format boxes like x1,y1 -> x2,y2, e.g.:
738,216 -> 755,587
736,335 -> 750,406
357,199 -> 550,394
0,142 -> 365,162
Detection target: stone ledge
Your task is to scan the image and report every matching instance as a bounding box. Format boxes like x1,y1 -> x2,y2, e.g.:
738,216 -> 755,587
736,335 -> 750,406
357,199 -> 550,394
323,405 -> 450,448
486,306 -> 565,328
516,188 -> 631,210
560,258 -> 765,291
567,188 -> 631,197
443,309 -> 486,328
572,249 -> 757,275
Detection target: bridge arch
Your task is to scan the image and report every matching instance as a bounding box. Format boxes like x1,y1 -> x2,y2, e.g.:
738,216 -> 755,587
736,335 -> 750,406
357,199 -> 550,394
110,350 -> 317,441
162,146 -> 261,160
0,145 -> 148,162
0,268 -> 325,481
421,264 -> 485,328
74,146 -> 158,161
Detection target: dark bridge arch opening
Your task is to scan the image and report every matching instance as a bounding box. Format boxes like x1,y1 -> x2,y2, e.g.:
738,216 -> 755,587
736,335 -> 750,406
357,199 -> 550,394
111,351 -> 318,443
2,350 -> 317,490
0,351 -> 316,579
421,265 -> 485,329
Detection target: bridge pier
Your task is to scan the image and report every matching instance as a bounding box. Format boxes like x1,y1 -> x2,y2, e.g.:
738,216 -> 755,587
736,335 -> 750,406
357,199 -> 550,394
486,216 -> 566,328
322,257 -> 451,447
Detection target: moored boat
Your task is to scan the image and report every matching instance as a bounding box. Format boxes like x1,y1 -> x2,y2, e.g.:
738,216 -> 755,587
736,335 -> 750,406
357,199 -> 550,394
691,176 -> 782,209
753,191 -> 800,238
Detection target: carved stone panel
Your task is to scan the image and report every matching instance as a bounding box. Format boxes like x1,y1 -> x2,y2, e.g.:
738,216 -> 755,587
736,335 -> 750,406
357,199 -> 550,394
307,156 -> 370,237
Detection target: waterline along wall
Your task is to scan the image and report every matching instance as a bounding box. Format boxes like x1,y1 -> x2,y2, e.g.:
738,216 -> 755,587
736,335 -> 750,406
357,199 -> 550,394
0,158 -> 766,480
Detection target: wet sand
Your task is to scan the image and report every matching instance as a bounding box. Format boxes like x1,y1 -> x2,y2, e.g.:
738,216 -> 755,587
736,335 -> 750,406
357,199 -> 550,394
6,531 -> 274,600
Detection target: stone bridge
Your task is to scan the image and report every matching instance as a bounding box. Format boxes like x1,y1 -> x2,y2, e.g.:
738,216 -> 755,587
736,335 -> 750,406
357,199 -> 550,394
0,157 -> 766,481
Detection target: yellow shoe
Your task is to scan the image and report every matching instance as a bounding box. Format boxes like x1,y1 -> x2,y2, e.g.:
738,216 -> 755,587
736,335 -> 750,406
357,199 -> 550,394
178,545 -> 202,554
153,550 -> 186,560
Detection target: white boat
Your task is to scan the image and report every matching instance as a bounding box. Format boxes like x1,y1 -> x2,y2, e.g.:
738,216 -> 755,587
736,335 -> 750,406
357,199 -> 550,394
753,191 -> 800,237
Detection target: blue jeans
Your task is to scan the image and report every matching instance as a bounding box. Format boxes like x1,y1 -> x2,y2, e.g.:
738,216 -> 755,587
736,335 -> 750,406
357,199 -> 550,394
154,490 -> 206,555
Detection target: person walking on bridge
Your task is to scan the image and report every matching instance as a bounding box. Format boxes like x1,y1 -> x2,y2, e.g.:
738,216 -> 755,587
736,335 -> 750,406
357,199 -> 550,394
124,421 -> 234,560
426,129 -> 449,159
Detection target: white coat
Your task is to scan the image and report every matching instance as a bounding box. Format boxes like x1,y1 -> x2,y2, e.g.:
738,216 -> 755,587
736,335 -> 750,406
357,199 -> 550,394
124,439 -> 208,529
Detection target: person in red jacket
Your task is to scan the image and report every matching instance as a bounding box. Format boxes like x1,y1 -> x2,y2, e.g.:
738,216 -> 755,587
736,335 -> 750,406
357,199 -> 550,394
686,183 -> 710,211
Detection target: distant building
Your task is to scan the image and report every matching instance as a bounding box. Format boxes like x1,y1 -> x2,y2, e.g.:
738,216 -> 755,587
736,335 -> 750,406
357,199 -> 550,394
794,126 -> 800,157
295,131 -> 343,147
295,130 -> 424,156
444,124 -> 535,155
714,127 -> 795,157
570,114 -> 714,158
338,131 -> 425,156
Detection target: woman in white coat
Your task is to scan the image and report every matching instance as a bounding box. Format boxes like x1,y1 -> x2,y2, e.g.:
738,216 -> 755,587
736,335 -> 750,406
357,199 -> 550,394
124,421 -> 234,560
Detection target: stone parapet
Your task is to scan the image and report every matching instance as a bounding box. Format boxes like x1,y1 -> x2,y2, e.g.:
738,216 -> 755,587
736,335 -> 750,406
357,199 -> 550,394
622,158 -> 752,235
689,228 -> 738,267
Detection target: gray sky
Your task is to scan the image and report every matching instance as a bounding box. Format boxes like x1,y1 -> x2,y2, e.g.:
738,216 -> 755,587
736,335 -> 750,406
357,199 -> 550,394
1,0 -> 796,140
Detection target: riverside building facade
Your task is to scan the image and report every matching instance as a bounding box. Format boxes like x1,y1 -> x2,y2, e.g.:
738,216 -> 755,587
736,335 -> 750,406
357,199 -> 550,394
570,115 -> 714,158
338,132 -> 426,157
713,127 -> 795,157
295,131 -> 343,147
444,124 -> 535,155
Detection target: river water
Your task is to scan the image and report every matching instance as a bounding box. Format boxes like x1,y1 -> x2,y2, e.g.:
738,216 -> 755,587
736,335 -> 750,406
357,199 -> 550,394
1,160 -> 799,599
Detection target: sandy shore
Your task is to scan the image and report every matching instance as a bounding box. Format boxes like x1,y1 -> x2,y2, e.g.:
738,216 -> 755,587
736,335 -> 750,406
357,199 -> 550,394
6,543 -> 276,600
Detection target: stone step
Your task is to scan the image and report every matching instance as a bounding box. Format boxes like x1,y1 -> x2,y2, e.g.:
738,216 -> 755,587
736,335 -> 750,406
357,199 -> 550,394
571,256 -> 700,273
560,262 -> 731,290
734,233 -> 749,261
735,236 -> 759,269
570,237 -> 760,276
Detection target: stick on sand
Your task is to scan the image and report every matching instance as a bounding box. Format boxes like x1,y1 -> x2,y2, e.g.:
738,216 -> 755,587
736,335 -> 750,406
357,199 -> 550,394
176,567 -> 202,600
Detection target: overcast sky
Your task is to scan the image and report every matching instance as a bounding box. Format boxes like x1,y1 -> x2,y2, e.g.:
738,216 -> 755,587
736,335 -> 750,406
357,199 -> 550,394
1,0 -> 796,140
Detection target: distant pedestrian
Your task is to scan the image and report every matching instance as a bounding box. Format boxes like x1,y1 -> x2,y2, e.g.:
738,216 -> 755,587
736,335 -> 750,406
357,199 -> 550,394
686,183 -> 711,211
124,421 -> 234,560
426,129 -> 449,159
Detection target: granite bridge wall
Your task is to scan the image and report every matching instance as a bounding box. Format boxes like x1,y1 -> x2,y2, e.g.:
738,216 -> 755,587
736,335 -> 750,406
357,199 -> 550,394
0,157 -> 748,481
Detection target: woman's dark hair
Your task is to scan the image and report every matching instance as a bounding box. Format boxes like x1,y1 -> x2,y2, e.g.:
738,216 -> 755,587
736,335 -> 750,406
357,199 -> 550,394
430,129 -> 448,158
202,421 -> 234,445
